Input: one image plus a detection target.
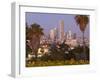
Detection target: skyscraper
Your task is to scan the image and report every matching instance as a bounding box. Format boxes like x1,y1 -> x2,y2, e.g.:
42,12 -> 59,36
50,29 -> 55,41
67,30 -> 72,39
49,27 -> 58,42
59,20 -> 64,41
54,27 -> 58,40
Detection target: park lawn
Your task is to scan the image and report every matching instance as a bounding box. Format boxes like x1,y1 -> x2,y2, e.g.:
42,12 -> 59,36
26,60 -> 89,67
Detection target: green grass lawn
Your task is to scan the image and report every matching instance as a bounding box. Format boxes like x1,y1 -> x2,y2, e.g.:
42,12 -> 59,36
26,59 -> 89,67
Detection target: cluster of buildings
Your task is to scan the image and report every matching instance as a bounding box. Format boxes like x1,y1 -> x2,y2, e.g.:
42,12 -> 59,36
34,20 -> 89,57
27,20 -> 89,58
40,20 -> 89,48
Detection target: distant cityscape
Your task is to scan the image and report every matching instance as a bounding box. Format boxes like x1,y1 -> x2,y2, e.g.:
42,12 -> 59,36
40,20 -> 89,48
26,13 -> 90,67
31,20 -> 89,56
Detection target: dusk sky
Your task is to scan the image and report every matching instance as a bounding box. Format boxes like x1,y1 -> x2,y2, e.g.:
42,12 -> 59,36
25,12 -> 89,38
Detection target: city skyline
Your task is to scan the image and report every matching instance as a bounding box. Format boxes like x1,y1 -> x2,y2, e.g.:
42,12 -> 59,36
26,12 -> 90,67
26,12 -> 89,38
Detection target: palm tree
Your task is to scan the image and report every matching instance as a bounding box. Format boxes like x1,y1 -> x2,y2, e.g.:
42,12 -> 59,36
75,15 -> 89,60
26,23 -> 44,59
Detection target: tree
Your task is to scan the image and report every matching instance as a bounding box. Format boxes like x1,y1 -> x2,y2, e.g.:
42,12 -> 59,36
75,15 -> 89,60
26,23 -> 44,60
26,23 -> 32,58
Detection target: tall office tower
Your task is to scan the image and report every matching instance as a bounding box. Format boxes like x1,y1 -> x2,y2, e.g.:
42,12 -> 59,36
54,27 -> 58,40
50,29 -> 55,41
59,20 -> 64,41
67,30 -> 72,39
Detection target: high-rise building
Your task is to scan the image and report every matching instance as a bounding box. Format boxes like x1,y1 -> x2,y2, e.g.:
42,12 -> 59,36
49,28 -> 58,41
67,30 -> 72,39
50,29 -> 55,41
59,20 -> 64,41
54,27 -> 58,40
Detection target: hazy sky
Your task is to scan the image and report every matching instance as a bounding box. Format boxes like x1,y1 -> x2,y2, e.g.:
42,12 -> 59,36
25,12 -> 89,38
